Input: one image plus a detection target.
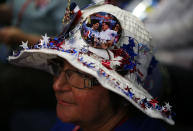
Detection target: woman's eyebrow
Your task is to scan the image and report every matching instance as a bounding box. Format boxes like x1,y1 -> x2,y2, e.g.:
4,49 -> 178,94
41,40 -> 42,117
73,69 -> 92,77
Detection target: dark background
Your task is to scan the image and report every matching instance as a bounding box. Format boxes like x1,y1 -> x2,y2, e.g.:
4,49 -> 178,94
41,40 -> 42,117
0,0 -> 193,131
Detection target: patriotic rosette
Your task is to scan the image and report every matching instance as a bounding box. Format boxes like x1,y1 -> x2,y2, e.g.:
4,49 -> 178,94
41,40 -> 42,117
9,2 -> 175,125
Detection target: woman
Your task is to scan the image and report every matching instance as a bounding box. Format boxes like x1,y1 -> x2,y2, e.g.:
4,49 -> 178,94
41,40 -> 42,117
9,1 -> 175,130
51,58 -> 130,130
49,57 -> 165,131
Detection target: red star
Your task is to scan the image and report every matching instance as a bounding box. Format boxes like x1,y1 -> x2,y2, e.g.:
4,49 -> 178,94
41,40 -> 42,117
124,86 -> 131,91
134,97 -> 140,103
141,103 -> 146,109
149,98 -> 159,108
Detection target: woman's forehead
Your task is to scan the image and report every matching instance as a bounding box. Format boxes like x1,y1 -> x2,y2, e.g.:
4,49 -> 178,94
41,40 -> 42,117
59,58 -> 90,75
48,57 -> 74,69
62,59 -> 76,69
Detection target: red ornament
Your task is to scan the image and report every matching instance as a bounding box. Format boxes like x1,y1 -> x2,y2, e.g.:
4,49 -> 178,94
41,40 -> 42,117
141,103 -> 146,109
149,98 -> 159,108
101,60 -> 113,70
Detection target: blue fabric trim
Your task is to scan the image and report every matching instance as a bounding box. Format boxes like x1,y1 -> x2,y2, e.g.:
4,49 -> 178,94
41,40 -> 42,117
51,117 -> 165,131
114,117 -> 165,131
50,118 -> 76,131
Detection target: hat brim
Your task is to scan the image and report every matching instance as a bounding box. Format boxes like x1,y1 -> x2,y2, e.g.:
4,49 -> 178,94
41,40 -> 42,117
9,3 -> 174,125
9,47 -> 174,125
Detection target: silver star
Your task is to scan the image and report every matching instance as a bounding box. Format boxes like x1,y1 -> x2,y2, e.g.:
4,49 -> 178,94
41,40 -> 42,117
42,33 -> 50,44
20,41 -> 28,49
39,39 -> 44,46
161,106 -> 165,111
164,102 -> 172,111
12,50 -> 19,56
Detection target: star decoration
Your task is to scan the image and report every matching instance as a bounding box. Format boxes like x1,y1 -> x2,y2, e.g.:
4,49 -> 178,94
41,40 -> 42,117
149,98 -> 159,108
141,103 -> 146,109
141,98 -> 147,103
12,50 -> 20,56
155,105 -> 162,110
39,39 -> 44,46
101,60 -> 112,70
146,107 -> 152,113
161,106 -> 166,111
12,31 -> 175,121
42,33 -> 50,44
124,86 -> 131,91
164,102 -> 172,111
134,97 -> 140,103
20,41 -> 28,49
128,91 -> 134,98
12,51 -> 17,56
81,45 -> 89,53
87,62 -> 95,68
110,56 -> 122,68
111,60 -> 121,66
121,37 -> 137,60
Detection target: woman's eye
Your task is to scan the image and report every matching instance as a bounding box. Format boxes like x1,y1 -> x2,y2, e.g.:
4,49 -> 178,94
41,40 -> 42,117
83,74 -> 91,79
77,71 -> 90,78
66,70 -> 74,78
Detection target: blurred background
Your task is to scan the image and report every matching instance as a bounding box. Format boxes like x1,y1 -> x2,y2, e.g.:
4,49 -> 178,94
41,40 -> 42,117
0,0 -> 193,130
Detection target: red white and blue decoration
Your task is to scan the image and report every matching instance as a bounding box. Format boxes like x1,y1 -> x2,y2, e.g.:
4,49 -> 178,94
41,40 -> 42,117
9,2 -> 175,125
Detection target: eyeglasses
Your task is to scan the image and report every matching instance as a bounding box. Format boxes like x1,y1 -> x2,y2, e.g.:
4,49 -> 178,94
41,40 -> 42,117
48,58 -> 99,89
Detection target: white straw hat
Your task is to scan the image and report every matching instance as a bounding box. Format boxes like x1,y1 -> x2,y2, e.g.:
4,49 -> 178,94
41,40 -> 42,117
9,2 -> 175,125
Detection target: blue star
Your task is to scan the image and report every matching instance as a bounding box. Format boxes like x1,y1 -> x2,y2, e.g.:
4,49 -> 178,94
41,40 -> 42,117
87,62 -> 95,68
121,37 -> 137,60
128,91 -> 134,98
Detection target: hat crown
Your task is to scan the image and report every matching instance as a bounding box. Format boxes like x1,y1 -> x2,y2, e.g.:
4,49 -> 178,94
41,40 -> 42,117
81,4 -> 153,84
8,3 -> 174,125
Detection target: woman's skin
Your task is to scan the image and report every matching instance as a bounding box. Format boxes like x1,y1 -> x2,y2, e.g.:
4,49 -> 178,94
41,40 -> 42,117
53,60 -> 128,131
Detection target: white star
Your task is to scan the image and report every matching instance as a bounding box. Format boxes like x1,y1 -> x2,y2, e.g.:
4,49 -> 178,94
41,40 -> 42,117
110,56 -> 122,69
111,60 -> 121,66
20,41 -> 28,49
146,107 -> 152,113
12,50 -> 19,56
161,106 -> 165,111
41,33 -> 50,44
39,39 -> 44,45
112,56 -> 122,65
164,102 -> 172,111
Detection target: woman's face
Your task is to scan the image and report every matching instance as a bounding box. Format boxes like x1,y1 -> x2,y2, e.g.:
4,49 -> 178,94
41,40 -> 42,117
53,61 -> 114,125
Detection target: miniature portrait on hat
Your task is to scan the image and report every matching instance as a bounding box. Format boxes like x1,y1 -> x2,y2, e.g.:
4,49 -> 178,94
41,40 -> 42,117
81,12 -> 122,49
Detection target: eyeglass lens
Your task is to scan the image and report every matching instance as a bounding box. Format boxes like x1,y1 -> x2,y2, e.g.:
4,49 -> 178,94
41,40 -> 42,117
48,58 -> 99,89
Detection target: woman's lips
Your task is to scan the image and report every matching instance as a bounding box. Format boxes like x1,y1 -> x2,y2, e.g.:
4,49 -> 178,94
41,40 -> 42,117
57,100 -> 74,106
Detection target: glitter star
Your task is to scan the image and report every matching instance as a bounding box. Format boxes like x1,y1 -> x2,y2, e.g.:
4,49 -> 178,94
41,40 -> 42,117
128,91 -> 134,98
12,50 -> 20,56
141,103 -> 146,109
111,56 -> 122,66
124,86 -> 130,91
149,98 -> 159,108
20,41 -> 28,49
164,102 -> 172,111
81,45 -> 89,53
42,33 -> 50,44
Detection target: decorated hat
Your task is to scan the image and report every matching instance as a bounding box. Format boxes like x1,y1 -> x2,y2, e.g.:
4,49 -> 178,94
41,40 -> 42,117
8,1 -> 175,125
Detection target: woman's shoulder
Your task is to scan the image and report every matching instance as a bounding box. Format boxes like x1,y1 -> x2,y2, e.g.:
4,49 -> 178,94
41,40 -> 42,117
114,116 -> 166,131
50,118 -> 76,131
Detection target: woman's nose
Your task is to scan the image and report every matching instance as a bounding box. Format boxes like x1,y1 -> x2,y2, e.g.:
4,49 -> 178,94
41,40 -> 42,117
53,72 -> 72,92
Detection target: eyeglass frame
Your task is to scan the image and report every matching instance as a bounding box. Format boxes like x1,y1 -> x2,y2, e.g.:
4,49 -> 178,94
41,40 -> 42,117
48,58 -> 99,89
